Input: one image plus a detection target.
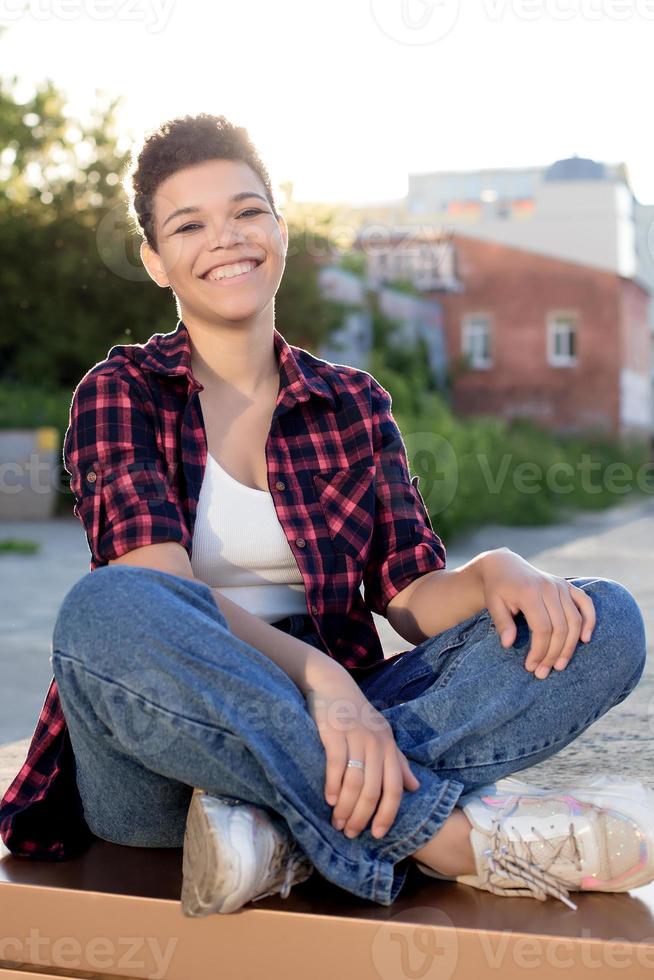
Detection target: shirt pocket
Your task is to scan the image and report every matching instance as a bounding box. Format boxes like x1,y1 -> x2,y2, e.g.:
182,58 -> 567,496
313,464 -> 376,561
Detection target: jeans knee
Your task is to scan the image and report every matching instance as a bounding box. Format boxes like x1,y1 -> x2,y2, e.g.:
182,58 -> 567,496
53,565 -> 144,654
584,577 -> 647,689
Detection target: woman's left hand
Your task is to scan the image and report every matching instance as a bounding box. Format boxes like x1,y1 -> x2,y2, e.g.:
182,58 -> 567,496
477,548 -> 596,680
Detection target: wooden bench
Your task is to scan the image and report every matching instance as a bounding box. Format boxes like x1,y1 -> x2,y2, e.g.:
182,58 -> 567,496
3,742 -> 654,979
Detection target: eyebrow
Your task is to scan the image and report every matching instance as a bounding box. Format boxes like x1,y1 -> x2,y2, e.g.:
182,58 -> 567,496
161,192 -> 269,230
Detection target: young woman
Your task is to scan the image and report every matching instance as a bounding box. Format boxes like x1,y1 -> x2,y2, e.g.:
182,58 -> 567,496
5,114 -> 651,916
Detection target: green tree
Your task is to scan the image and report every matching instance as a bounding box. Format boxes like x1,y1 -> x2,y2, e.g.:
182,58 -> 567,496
0,46 -> 346,387
0,53 -> 171,387
365,288 -> 449,417
275,222 -> 350,351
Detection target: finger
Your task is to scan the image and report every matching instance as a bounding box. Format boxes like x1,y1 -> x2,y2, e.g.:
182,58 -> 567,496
400,752 -> 421,790
523,593 -> 554,672
568,584 -> 596,642
551,586 -> 585,672
486,596 -> 517,647
323,733 -> 349,805
533,585 -> 570,676
370,746 -> 405,839
331,741 -> 368,829
342,742 -> 385,838
535,585 -> 581,678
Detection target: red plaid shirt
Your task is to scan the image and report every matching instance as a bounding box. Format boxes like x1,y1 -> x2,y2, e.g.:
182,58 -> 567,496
0,320 -> 446,860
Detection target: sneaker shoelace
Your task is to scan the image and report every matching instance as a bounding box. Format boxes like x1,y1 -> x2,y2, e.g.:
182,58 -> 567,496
279,851 -> 310,899
482,815 -> 582,911
251,838 -> 311,904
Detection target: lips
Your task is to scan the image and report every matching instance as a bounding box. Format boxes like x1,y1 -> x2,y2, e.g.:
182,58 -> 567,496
201,257 -> 264,280
201,261 -> 263,287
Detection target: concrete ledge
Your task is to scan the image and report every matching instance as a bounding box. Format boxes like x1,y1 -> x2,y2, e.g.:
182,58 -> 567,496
4,734 -> 654,978
2,734 -> 654,980
0,739 -> 30,803
1,838 -> 654,979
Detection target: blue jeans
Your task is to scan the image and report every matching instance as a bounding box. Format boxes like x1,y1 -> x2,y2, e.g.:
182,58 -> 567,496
50,567 -> 647,906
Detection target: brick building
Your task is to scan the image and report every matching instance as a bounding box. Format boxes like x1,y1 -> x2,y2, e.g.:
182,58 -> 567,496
434,234 -> 651,438
345,155 -> 653,436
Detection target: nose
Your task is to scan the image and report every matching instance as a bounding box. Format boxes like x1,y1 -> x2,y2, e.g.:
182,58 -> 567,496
205,216 -> 247,252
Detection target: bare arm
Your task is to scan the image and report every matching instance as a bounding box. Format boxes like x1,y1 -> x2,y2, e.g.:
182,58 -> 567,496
386,550 -> 497,644
108,542 -> 343,696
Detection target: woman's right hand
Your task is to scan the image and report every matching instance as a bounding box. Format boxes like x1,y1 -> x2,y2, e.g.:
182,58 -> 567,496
304,661 -> 421,840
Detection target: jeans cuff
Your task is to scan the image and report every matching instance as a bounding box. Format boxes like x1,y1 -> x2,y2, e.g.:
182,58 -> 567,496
369,775 -> 465,905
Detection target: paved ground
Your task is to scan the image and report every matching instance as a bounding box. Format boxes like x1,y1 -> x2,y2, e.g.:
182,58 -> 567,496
1,495 -> 653,795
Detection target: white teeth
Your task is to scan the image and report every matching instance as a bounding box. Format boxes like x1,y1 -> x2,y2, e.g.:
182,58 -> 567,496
205,260 -> 259,281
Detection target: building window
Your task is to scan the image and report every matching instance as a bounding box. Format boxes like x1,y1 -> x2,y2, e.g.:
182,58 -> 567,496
462,314 -> 492,369
547,314 -> 578,367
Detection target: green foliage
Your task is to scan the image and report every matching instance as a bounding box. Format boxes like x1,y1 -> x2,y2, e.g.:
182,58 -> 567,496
275,224 -> 351,351
338,251 -> 366,277
393,402 -> 653,542
0,380 -> 73,516
0,200 -> 173,388
0,380 -> 70,432
0,59 -> 347,386
366,288 -> 448,417
0,63 -> 172,388
0,537 -> 40,555
384,278 -> 420,296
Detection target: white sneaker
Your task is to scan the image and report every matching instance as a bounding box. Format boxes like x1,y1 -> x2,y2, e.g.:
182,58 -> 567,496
181,788 -> 314,916
415,775 -> 654,911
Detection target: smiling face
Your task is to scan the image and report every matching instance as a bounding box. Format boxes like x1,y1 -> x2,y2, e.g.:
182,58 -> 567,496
140,158 -> 288,328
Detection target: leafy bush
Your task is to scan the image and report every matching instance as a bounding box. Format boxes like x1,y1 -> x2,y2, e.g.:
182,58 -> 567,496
394,396 -> 653,542
0,381 -> 72,516
0,381 -> 70,432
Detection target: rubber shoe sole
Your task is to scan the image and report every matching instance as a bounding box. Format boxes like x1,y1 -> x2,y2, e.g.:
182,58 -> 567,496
181,788 -> 313,916
415,774 -> 654,907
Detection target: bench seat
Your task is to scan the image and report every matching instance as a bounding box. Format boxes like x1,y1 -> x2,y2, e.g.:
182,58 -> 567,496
3,745 -> 654,979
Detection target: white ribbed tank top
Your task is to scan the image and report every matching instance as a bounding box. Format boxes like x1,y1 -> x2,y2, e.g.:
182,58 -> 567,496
190,453 -> 308,624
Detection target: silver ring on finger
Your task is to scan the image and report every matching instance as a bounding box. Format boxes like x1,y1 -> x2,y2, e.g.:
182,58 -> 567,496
346,759 -> 365,771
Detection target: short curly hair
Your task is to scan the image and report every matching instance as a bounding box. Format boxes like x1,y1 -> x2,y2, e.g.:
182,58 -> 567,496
124,113 -> 280,251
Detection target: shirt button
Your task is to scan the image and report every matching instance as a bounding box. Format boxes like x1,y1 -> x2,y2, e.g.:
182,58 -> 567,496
275,481 -> 286,491
310,604 -> 318,615
296,538 -> 306,548
86,470 -> 97,483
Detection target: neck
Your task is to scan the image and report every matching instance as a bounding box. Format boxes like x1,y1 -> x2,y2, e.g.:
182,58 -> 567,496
183,316 -> 279,395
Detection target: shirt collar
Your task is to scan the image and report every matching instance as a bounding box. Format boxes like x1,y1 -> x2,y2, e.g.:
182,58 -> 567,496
127,320 -> 336,407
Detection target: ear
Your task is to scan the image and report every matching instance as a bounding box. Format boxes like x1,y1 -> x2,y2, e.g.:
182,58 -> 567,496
140,240 -> 171,288
277,211 -> 289,256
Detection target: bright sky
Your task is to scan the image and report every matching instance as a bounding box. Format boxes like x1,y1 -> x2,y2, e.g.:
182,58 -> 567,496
1,0 -> 652,205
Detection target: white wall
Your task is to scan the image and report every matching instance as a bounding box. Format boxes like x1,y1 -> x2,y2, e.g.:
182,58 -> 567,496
432,181 -> 636,277
620,368 -> 652,430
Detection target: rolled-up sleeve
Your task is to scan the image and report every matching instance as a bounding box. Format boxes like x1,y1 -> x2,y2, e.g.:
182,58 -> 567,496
62,371 -> 191,568
362,380 -> 446,617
